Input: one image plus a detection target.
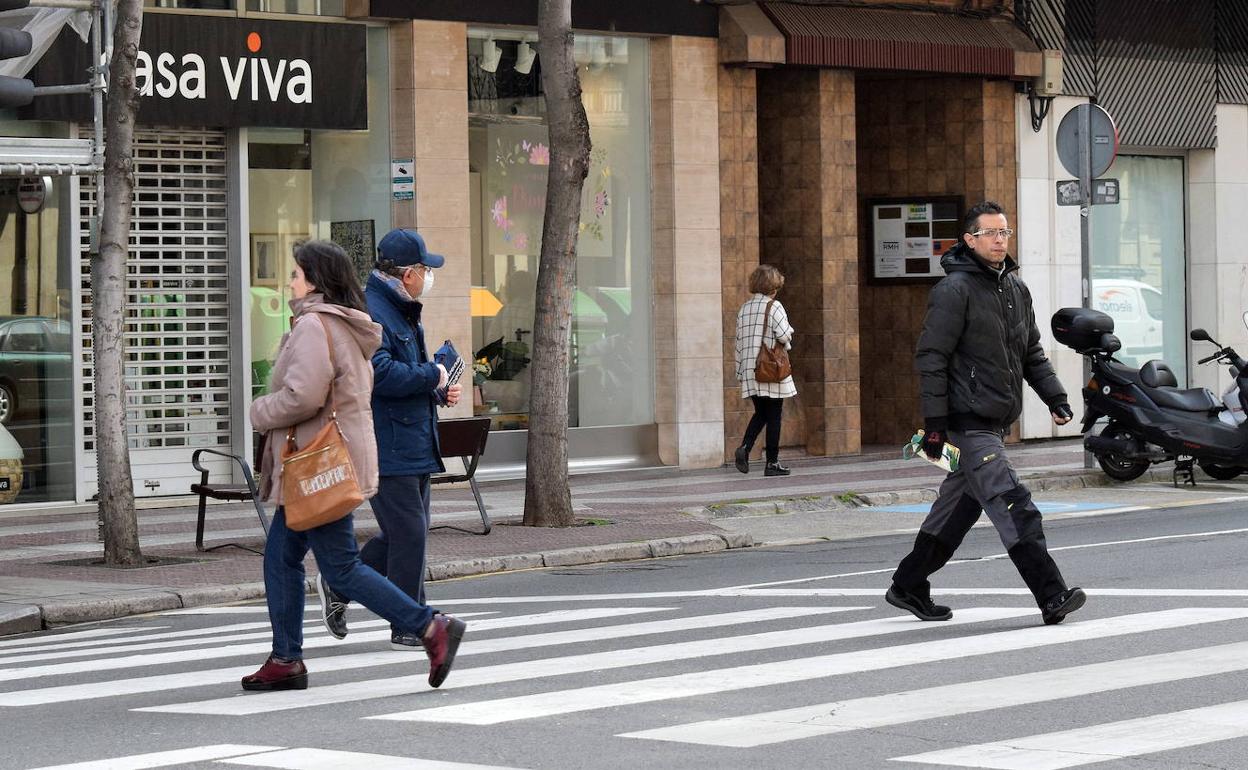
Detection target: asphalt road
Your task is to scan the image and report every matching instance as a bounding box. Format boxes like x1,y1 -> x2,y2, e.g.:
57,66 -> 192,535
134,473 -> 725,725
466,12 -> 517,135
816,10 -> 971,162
2,498 -> 1247,770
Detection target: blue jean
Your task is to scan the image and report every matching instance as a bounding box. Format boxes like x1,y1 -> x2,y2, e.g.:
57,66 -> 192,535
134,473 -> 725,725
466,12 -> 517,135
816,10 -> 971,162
263,506 -> 436,660
360,474 -> 431,609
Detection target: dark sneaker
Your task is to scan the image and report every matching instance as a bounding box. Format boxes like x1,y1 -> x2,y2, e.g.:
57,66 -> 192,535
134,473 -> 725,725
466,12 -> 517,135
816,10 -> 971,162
316,572 -> 348,640
734,445 -> 750,474
886,584 -> 953,621
241,656 -> 307,691
1042,587 -> 1086,625
424,614 -> 467,688
764,461 -> 791,477
390,630 -> 423,650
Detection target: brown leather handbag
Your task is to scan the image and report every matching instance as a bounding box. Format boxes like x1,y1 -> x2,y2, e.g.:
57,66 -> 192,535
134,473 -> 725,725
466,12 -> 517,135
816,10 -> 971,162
281,317 -> 364,531
754,298 -> 792,383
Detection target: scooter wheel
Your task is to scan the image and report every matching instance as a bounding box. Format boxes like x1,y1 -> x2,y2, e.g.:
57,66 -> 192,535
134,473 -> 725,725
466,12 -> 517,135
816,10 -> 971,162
1198,462 -> 1243,481
1096,426 -> 1150,482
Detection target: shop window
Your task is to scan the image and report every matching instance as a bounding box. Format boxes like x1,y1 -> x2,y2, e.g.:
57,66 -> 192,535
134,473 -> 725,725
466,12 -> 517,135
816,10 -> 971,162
247,27 -> 388,397
246,0 -> 344,16
467,30 -> 652,432
0,176 -> 75,505
1090,155 -> 1186,379
145,0 -> 235,8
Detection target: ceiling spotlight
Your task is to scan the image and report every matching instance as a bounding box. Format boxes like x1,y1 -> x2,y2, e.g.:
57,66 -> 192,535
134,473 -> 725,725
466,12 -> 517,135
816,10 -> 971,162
515,40 -> 537,75
480,37 -> 501,73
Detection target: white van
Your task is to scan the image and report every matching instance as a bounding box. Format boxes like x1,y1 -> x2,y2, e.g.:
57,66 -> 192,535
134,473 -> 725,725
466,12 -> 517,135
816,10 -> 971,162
1091,279 -> 1164,367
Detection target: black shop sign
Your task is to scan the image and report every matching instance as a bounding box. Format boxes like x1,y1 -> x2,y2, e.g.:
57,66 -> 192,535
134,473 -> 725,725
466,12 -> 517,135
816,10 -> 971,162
28,14 -> 367,130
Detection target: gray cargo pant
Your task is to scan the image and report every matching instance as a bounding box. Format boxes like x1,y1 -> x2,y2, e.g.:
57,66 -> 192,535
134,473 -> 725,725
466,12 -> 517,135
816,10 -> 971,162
922,429 -> 1042,550
895,428 -> 1067,606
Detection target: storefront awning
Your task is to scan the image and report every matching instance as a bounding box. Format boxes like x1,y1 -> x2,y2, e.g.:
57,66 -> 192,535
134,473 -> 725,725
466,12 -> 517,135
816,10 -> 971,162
757,3 -> 1042,78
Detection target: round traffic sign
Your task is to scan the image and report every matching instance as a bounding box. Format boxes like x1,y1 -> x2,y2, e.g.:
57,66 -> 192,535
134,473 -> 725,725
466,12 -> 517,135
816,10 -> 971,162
1056,104 -> 1118,179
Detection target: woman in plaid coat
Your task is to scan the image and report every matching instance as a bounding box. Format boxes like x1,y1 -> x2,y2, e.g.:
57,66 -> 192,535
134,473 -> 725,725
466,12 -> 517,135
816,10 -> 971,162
733,264 -> 796,476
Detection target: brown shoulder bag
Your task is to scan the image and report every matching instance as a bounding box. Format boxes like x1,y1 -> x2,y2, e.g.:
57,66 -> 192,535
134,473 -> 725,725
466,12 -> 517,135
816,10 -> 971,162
281,316 -> 364,531
754,298 -> 792,383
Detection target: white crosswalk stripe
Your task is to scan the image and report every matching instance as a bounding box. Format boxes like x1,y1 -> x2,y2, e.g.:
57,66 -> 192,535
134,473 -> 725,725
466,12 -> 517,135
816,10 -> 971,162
1,606 -> 841,708
27,746 -> 526,770
372,608 -> 1248,725
892,699 -> 1248,769
28,745 -> 285,770
0,626 -> 170,653
7,588 -> 1248,769
0,607 -> 661,684
218,748 -> 526,770
135,606 -> 879,715
620,640 -> 1248,746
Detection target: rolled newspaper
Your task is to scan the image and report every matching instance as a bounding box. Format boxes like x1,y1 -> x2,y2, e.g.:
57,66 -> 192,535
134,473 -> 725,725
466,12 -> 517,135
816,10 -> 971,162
902,429 -> 960,473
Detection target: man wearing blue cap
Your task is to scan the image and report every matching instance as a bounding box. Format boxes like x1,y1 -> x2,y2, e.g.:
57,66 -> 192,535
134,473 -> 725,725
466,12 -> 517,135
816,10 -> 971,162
315,228 -> 460,649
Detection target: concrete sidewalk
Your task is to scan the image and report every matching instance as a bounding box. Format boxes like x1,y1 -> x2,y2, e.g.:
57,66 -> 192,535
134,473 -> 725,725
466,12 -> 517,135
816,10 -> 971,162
0,437 -> 1129,635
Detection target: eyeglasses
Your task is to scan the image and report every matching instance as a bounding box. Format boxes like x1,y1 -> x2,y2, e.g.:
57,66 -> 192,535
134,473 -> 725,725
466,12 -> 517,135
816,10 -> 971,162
405,265 -> 434,277
971,228 -> 1014,239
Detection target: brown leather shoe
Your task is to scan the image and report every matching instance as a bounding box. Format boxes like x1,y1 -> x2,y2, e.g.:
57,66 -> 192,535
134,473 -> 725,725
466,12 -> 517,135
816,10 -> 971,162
241,656 -> 308,691
423,614 -> 466,688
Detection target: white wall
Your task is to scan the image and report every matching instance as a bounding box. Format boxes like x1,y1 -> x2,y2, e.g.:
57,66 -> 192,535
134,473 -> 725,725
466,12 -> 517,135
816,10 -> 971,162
1018,100 -> 1248,431
1189,104 -> 1248,396
1015,95 -> 1088,440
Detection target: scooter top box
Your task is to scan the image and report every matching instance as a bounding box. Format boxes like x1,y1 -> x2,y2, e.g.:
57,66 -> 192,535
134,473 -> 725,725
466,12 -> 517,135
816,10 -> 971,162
1052,307 -> 1116,352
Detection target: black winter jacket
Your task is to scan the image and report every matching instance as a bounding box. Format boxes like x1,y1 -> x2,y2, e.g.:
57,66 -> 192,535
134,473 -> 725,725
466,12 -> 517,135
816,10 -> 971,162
916,242 -> 1067,431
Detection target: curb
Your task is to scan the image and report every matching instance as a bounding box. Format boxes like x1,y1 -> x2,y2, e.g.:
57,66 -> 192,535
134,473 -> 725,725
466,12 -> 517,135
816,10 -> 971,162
693,467 -> 1175,517
852,468 -> 1173,507
3,532 -> 755,635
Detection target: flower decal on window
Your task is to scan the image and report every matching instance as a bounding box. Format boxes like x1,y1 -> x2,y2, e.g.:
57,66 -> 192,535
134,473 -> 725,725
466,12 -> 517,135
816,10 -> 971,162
491,197 -> 508,229
528,143 -> 550,165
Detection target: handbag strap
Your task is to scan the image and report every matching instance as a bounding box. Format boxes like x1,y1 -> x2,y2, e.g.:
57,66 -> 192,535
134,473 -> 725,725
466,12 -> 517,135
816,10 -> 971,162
286,314 -> 342,453
759,298 -> 776,349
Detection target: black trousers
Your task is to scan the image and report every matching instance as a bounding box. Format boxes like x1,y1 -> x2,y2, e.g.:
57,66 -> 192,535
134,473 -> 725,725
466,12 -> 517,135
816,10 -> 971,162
742,395 -> 783,463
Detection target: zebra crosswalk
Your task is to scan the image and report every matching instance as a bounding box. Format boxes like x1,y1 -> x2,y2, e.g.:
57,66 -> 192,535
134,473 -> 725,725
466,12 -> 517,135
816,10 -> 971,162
4,586 -> 1248,769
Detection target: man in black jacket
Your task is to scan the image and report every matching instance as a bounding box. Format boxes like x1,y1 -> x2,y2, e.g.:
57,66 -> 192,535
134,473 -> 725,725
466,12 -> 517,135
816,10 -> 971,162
886,201 -> 1086,626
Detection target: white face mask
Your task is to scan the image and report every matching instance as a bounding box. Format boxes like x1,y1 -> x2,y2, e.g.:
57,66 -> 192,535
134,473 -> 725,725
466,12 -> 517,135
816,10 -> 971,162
419,269 -> 434,298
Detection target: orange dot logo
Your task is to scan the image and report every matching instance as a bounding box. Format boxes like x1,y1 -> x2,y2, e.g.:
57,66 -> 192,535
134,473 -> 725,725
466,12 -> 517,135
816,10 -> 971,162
246,32 -> 261,53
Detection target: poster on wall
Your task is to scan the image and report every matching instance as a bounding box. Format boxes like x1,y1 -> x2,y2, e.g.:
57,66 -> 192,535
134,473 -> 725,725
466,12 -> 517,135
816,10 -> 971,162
869,197 -> 963,281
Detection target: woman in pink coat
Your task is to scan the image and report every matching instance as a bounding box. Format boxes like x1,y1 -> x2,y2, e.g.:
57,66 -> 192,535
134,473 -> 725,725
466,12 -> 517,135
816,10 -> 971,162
244,240 -> 465,692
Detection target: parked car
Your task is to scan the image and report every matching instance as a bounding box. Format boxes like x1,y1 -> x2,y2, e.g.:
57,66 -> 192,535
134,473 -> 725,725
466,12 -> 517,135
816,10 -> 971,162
1091,279 -> 1164,368
0,316 -> 73,427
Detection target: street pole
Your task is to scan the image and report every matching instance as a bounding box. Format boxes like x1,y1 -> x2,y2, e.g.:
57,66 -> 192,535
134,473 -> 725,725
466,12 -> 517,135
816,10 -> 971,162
1079,105 -> 1094,469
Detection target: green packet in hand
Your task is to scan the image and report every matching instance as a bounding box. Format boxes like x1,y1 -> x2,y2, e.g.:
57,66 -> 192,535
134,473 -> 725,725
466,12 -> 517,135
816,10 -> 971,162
902,429 -> 960,473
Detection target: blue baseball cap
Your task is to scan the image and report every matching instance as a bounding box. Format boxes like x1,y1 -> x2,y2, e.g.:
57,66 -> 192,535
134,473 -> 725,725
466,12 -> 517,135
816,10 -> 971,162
377,229 -> 445,269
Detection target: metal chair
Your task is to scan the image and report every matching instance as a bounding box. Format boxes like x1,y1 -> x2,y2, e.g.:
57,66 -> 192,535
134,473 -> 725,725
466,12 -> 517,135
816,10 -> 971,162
191,448 -> 270,554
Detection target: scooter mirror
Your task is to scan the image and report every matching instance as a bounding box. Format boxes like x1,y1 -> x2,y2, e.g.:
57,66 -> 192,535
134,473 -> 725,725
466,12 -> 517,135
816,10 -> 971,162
1191,328 -> 1213,342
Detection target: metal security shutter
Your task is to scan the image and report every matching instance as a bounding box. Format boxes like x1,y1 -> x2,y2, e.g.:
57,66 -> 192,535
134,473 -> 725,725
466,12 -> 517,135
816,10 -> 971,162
79,128 -> 233,499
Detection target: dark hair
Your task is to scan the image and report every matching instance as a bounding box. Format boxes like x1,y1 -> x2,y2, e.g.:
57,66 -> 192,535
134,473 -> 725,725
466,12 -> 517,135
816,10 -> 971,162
963,200 -> 1006,235
374,256 -> 408,280
294,239 -> 367,312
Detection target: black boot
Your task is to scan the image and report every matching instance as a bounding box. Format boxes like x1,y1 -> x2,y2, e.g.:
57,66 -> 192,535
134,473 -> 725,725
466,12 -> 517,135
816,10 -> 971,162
888,531 -> 956,620
764,461 -> 790,476
734,445 -> 750,474
1008,538 -> 1083,623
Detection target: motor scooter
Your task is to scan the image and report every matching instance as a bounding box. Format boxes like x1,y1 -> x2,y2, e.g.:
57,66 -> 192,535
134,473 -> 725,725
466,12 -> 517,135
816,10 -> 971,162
1052,307 -> 1248,484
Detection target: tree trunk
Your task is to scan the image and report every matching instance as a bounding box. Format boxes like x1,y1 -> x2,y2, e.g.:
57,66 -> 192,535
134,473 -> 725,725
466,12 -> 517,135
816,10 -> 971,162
523,0 -> 591,527
95,0 -> 144,565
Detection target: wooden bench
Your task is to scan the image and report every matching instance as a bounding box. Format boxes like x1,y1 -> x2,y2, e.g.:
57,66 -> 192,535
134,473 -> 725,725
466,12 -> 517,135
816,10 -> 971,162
430,417 -> 492,535
191,448 -> 270,553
